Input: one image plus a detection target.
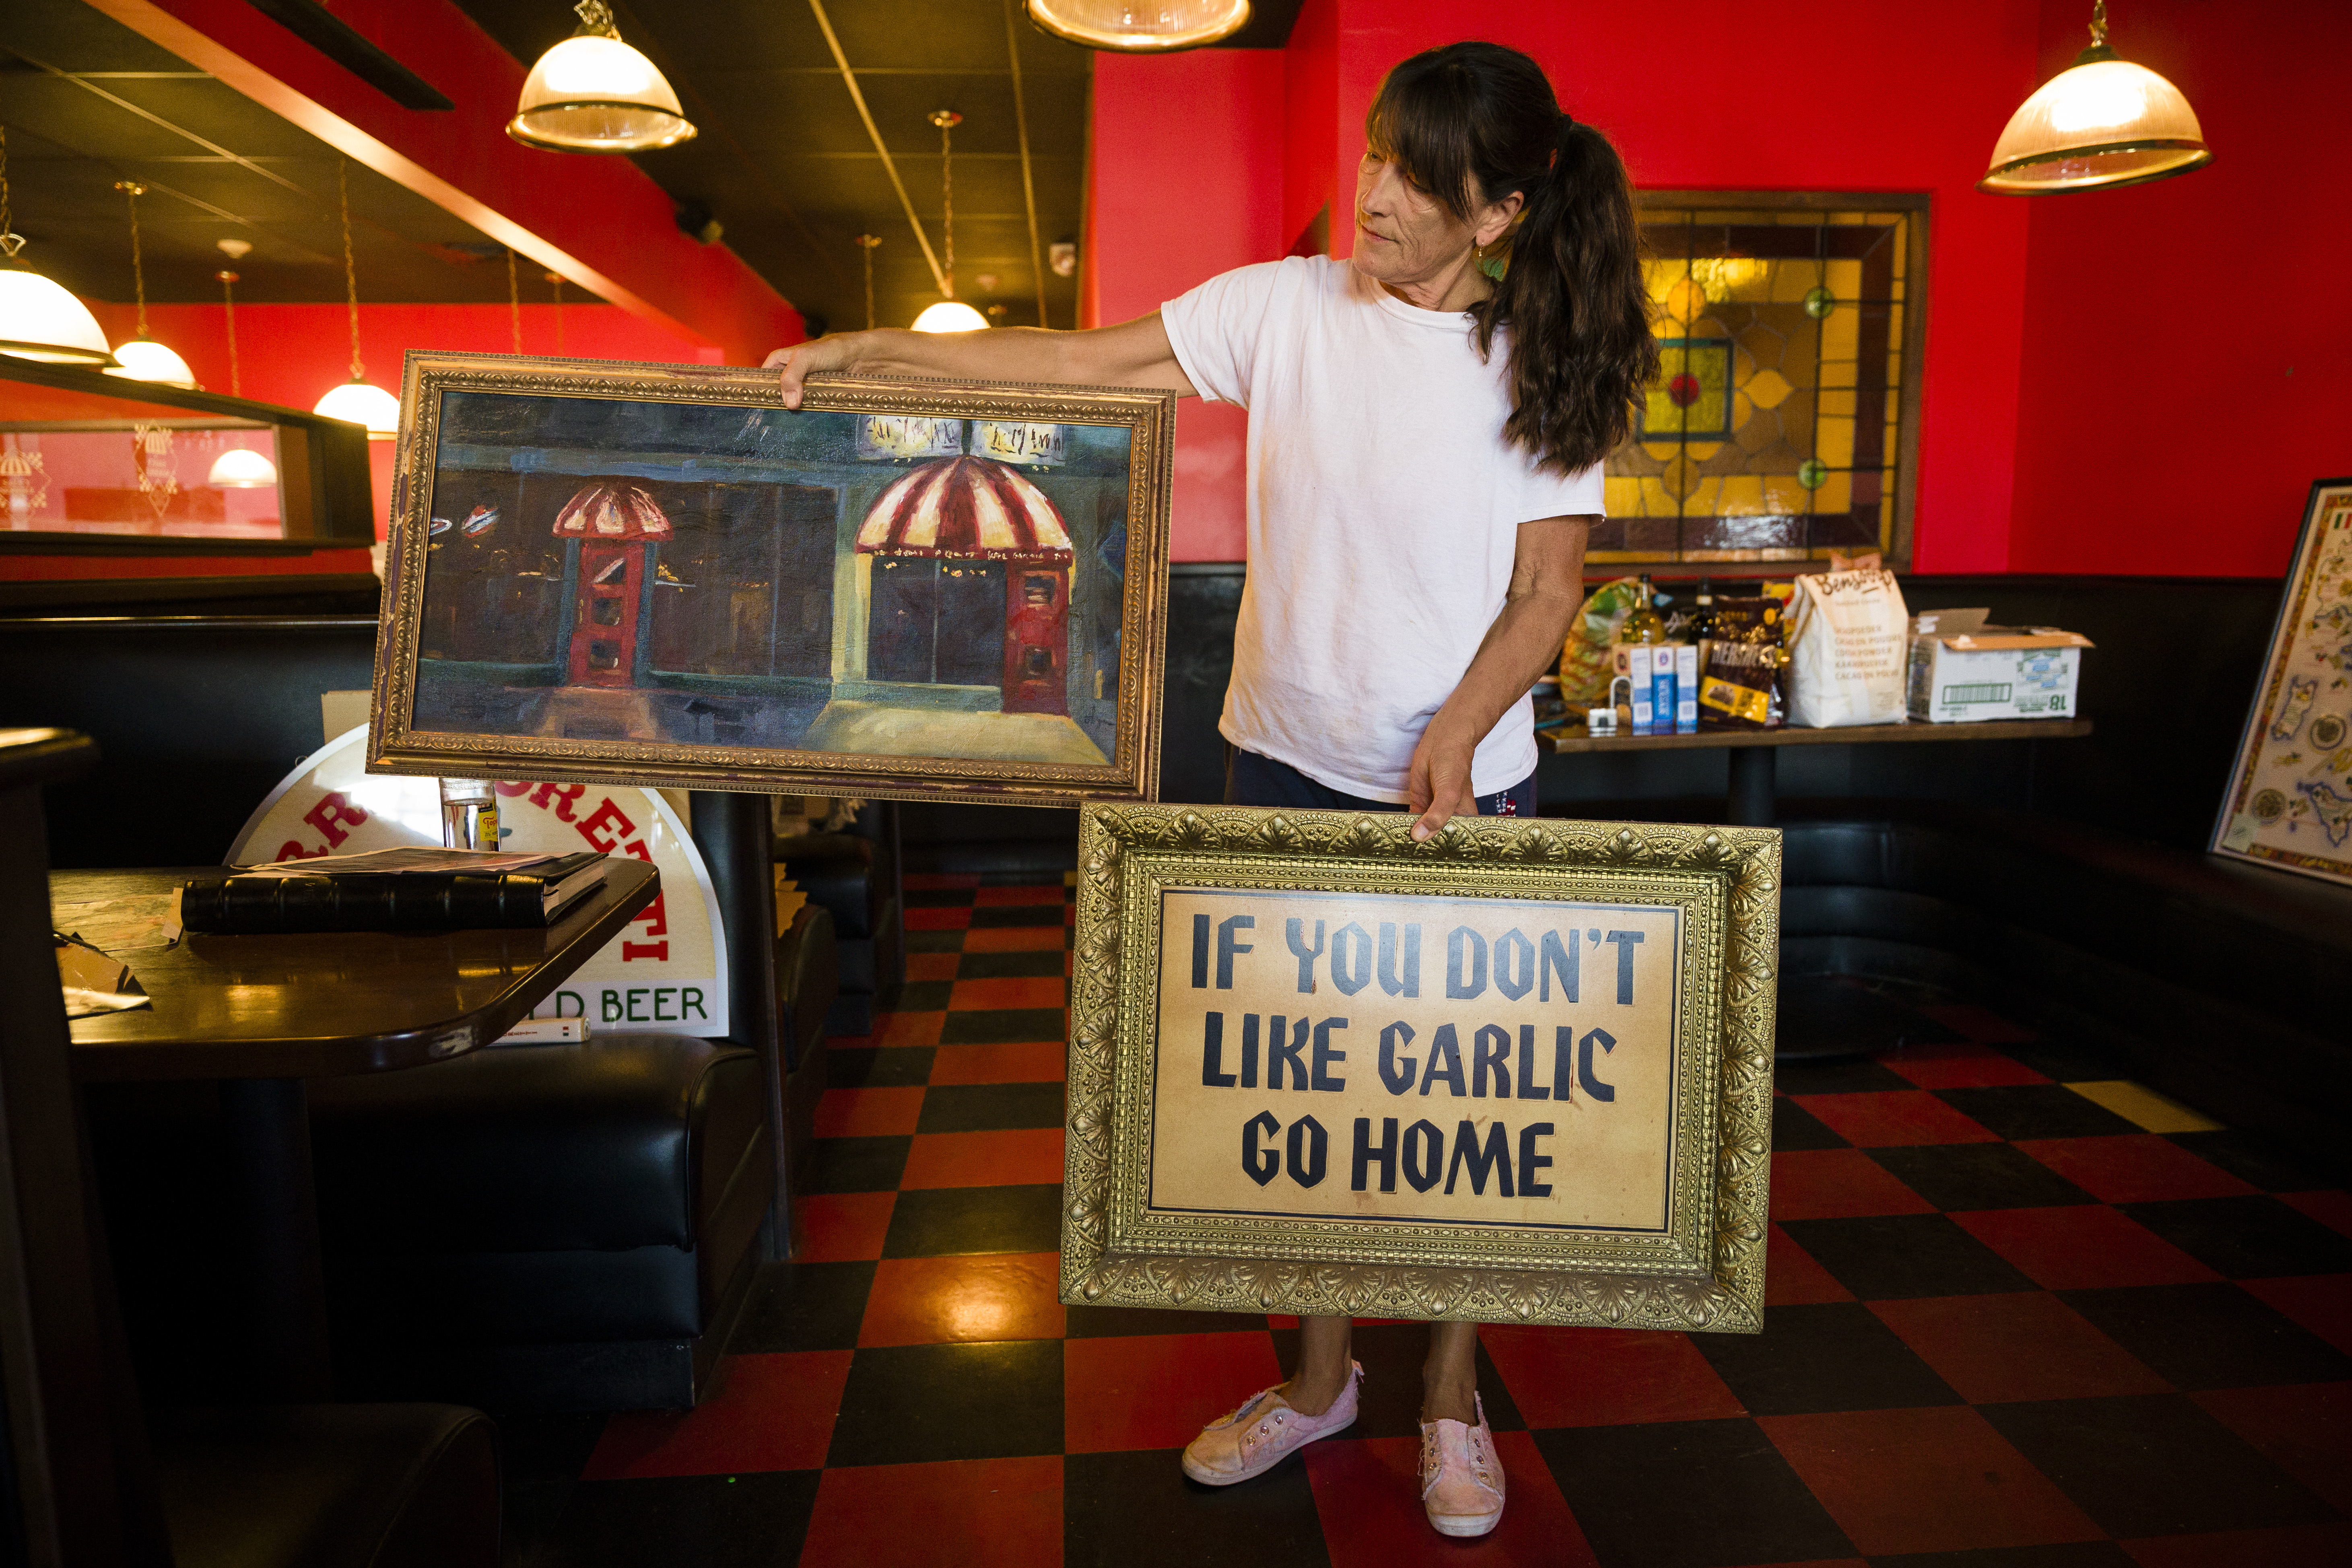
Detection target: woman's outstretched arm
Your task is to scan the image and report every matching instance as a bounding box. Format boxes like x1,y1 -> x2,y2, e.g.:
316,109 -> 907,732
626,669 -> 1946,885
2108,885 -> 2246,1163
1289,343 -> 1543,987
766,311 -> 1197,407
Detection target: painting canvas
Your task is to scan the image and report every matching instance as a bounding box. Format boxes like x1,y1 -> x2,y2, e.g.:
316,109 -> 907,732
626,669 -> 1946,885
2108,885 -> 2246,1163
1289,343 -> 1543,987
2213,477 -> 2352,887
369,354 -> 1174,806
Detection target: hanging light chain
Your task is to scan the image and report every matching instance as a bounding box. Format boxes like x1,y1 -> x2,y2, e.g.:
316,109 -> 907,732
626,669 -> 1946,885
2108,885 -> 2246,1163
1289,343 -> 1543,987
2088,0 -> 2109,48
115,181 -> 150,338
856,233 -> 880,331
0,127 -> 21,260
930,109 -> 961,301
337,159 -> 363,381
506,246 -> 522,353
218,270 -> 241,398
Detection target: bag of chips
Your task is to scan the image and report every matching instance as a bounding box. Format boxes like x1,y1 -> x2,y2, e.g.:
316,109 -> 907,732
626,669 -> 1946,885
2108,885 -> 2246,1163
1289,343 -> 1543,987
1698,597 -> 1787,730
1557,577 -> 1649,707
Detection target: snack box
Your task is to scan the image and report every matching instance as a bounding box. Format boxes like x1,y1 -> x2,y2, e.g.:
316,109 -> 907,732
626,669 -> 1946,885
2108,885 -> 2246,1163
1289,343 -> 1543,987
1907,608 -> 2092,724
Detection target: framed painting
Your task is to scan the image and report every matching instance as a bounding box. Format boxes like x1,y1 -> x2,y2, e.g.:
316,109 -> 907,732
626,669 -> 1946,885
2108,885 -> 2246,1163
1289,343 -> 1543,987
369,352 -> 1175,806
2212,477 -> 2352,886
1061,804 -> 1781,1332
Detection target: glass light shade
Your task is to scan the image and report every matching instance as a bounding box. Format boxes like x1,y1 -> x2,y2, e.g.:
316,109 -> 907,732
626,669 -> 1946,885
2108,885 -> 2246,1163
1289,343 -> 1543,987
313,378 -> 402,439
508,35 -> 697,153
105,336 -> 198,389
0,269 -> 118,366
1025,0 -> 1251,51
206,447 -> 278,488
912,299 -> 990,333
1981,56 -> 2210,194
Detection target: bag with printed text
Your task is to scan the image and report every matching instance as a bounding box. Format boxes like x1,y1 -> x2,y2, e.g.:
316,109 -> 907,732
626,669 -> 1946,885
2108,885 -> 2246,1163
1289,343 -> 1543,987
1784,567 -> 1912,727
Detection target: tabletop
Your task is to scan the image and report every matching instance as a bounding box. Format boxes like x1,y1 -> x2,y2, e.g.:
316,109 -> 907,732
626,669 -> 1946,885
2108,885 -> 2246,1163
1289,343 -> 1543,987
52,860 -> 659,1082
1537,717 -> 2094,754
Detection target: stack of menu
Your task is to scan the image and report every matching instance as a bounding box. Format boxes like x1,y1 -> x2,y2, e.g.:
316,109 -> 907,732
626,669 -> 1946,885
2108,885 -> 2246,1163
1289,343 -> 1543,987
179,847 -> 623,934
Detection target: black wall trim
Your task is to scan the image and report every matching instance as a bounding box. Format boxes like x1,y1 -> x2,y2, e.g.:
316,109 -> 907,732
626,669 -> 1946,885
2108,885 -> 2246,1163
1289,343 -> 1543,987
243,0 -> 455,109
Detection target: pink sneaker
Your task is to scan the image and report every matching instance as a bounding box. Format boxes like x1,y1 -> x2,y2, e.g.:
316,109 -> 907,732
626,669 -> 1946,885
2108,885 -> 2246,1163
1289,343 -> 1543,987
1180,1363 -> 1363,1486
1419,1394 -> 1505,1537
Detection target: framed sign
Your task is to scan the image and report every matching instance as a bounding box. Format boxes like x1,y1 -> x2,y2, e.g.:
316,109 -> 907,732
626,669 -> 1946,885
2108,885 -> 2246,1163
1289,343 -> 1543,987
1061,804 -> 1780,1332
369,352 -> 1175,808
2213,477 -> 2352,888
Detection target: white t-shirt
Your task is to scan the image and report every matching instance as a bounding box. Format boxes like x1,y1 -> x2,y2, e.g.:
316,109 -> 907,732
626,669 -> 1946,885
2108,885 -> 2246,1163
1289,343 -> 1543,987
1160,255 -> 1605,802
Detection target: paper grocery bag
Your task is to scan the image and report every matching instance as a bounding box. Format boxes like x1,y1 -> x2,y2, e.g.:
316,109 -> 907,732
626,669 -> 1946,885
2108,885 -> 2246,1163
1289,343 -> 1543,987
1785,568 -> 1911,727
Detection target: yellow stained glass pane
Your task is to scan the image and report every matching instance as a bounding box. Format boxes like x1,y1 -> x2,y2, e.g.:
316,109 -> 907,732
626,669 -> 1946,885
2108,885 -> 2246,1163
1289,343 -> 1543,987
1885,389 -> 1902,422
1830,210 -> 1865,226
1825,259 -> 1861,298
1643,338 -> 1734,439
1810,472 -> 1851,514
1818,361 -> 1857,390
1815,416 -> 1855,469
1715,475 -> 1767,514
1603,476 -> 1643,517
1820,305 -> 1858,360
1773,211 -> 1828,225
1885,303 -> 1904,342
1817,388 -> 1855,417
1770,264 -> 1823,305
1761,545 -> 1809,562
1638,476 -> 1680,516
1683,476 -> 1723,515
1691,256 -> 1771,301
1760,475 -> 1810,513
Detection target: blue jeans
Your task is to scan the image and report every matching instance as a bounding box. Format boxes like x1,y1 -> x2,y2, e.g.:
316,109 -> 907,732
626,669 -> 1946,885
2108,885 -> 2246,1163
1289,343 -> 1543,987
1223,748 -> 1537,818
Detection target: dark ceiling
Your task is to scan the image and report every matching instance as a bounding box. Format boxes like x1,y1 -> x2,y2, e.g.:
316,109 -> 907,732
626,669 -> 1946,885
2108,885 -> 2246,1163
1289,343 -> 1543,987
1,0 -> 1299,334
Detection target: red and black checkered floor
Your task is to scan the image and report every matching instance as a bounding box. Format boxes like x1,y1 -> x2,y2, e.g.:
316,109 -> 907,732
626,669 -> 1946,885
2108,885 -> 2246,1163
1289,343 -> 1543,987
506,874 -> 2352,1566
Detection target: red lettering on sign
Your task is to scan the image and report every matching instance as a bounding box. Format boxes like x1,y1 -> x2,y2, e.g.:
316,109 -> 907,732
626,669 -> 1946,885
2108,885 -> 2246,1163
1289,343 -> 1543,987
302,791 -> 368,848
493,781 -> 534,798
621,838 -> 653,862
576,798 -> 636,853
634,892 -> 669,938
275,840 -> 329,862
621,941 -> 670,962
528,782 -> 586,820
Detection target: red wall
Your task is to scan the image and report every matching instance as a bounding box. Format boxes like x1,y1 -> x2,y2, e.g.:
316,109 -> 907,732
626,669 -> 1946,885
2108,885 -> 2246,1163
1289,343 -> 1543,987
1089,0 -> 2346,577
1089,49 -> 1284,561
2006,0 -> 2352,577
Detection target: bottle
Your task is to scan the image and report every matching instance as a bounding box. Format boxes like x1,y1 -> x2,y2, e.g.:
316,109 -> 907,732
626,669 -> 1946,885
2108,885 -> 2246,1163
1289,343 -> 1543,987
439,777 -> 500,851
1622,575 -> 1666,645
1690,578 -> 1717,643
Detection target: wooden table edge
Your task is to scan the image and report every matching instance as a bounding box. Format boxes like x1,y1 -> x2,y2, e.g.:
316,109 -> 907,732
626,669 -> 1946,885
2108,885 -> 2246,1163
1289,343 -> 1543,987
66,861 -> 660,1082
1536,717 -> 2094,754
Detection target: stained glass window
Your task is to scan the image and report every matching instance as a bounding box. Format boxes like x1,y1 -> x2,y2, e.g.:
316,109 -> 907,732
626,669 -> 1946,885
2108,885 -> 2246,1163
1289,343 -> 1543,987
1593,196 -> 1926,569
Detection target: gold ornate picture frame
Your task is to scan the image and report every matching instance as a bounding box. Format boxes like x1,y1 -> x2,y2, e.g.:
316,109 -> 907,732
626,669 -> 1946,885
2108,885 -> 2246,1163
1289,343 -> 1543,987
1062,804 -> 1781,1333
369,351 -> 1175,806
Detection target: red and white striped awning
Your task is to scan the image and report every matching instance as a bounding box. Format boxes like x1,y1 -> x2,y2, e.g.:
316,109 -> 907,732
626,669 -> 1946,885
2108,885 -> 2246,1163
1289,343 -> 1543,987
857,456 -> 1073,564
552,481 -> 673,541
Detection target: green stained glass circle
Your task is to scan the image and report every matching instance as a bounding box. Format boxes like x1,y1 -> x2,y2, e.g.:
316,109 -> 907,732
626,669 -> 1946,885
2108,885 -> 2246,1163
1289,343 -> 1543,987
1797,458 -> 1830,489
1803,286 -> 1836,320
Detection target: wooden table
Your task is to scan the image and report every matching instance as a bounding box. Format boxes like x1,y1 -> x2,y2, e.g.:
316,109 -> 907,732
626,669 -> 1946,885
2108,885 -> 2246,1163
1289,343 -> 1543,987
1540,717 -> 2094,826
52,860 -> 659,1398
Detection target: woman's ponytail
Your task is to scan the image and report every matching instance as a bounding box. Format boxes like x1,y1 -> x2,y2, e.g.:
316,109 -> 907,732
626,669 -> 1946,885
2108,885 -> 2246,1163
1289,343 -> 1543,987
1370,44 -> 1656,475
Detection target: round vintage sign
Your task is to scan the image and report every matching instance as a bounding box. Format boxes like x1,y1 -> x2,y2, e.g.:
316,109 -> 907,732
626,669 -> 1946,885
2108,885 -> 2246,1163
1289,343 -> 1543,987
227,727 -> 729,1036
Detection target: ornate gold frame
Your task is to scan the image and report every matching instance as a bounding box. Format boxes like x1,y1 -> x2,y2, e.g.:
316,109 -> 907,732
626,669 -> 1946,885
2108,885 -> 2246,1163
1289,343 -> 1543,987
1062,804 -> 1781,1331
369,351 -> 1175,806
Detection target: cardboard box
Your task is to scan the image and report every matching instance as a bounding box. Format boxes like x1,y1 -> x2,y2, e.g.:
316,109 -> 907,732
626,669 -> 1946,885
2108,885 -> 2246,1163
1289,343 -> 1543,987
1907,609 -> 2092,723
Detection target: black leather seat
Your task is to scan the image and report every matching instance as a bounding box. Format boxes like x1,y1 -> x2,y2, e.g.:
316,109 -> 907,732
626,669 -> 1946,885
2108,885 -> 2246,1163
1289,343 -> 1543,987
151,1403 -> 500,1568
310,1035 -> 770,1411
778,802 -> 903,1038
1774,798 -> 2352,1175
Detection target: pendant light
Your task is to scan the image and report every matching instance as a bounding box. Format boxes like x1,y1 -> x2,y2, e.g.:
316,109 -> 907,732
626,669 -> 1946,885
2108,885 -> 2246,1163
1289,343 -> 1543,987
1025,0 -> 1251,52
0,128 -> 119,368
206,269 -> 278,488
912,111 -> 988,333
856,233 -> 880,331
105,181 -> 198,388
312,161 -> 401,439
509,0 -> 696,154
1981,0 -> 2211,194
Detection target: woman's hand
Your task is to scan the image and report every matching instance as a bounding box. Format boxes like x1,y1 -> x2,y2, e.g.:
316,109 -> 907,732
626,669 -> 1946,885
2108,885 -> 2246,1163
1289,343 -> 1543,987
1405,721 -> 1481,841
765,334 -> 870,408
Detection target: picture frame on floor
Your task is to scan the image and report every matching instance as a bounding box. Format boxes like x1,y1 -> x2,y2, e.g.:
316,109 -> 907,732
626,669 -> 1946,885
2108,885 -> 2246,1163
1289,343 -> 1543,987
2212,476 -> 2352,887
1060,803 -> 1781,1332
368,351 -> 1175,806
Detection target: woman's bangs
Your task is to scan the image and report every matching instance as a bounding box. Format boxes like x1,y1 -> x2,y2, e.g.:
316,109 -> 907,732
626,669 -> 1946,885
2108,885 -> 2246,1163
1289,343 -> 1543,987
1367,73 -> 1475,218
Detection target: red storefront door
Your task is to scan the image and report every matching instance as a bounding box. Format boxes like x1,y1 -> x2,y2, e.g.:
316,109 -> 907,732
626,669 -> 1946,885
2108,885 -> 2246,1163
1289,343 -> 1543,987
1002,567 -> 1070,715
567,542 -> 643,687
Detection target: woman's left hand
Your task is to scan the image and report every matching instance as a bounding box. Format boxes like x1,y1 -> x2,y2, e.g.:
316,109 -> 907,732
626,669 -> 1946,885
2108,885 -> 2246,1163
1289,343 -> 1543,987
1405,724 -> 1481,841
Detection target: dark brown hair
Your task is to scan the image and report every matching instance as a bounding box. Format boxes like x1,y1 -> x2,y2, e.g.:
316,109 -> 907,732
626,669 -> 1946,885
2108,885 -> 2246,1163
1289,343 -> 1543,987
1367,42 -> 1655,474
